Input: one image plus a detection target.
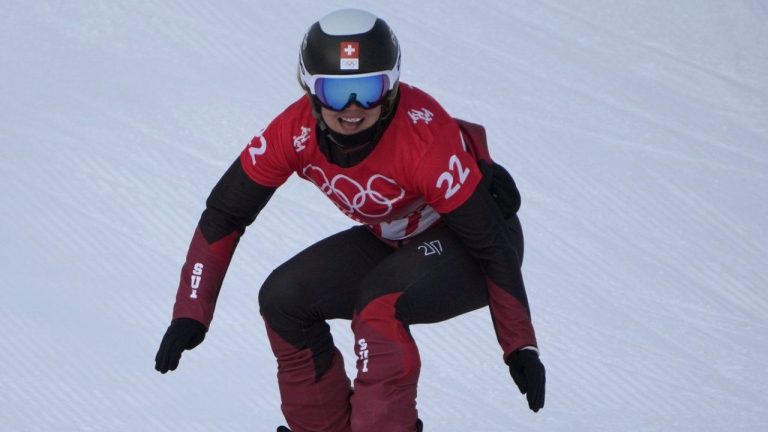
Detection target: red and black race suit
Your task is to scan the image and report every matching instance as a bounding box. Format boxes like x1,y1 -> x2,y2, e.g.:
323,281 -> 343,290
169,83 -> 536,432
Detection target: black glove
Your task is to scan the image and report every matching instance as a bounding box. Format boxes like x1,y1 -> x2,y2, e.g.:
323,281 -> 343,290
506,348 -> 546,412
155,318 -> 207,373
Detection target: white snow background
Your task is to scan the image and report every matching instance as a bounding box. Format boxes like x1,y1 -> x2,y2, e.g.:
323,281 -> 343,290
2,1 -> 767,431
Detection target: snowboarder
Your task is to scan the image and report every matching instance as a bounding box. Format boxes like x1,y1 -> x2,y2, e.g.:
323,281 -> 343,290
155,8 -> 545,432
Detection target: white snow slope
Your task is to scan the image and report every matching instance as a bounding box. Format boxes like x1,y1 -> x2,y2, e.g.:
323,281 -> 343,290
2,1 -> 767,431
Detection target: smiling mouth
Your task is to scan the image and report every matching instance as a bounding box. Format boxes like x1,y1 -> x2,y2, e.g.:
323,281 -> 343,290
338,116 -> 364,132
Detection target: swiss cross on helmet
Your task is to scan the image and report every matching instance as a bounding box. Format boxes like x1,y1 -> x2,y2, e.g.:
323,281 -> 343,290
299,9 -> 401,113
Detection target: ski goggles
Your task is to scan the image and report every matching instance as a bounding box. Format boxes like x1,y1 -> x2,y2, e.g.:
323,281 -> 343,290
302,70 -> 399,111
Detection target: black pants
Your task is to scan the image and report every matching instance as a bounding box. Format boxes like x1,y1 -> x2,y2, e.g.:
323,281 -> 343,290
259,217 -> 523,432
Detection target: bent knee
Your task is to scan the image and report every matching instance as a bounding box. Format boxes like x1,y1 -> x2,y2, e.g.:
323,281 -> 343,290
258,267 -> 304,318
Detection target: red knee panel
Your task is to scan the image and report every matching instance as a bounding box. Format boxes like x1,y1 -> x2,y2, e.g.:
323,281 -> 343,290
264,323 -> 352,432
351,293 -> 421,432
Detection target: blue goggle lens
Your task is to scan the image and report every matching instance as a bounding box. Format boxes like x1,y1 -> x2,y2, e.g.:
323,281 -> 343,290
314,75 -> 390,111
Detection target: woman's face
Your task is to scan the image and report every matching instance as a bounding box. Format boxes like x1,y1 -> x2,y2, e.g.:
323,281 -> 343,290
320,103 -> 382,135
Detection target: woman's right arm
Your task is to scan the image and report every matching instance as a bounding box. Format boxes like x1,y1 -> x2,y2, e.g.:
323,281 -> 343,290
171,158 -> 276,328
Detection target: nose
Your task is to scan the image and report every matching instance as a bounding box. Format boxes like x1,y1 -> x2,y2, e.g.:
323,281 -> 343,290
340,102 -> 366,114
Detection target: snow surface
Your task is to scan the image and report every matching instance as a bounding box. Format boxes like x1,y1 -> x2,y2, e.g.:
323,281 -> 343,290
2,1 -> 767,431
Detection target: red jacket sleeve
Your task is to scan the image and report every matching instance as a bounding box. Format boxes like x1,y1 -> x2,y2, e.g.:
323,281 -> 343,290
442,185 -> 538,358
171,159 -> 276,328
172,227 -> 239,327
441,120 -> 538,358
